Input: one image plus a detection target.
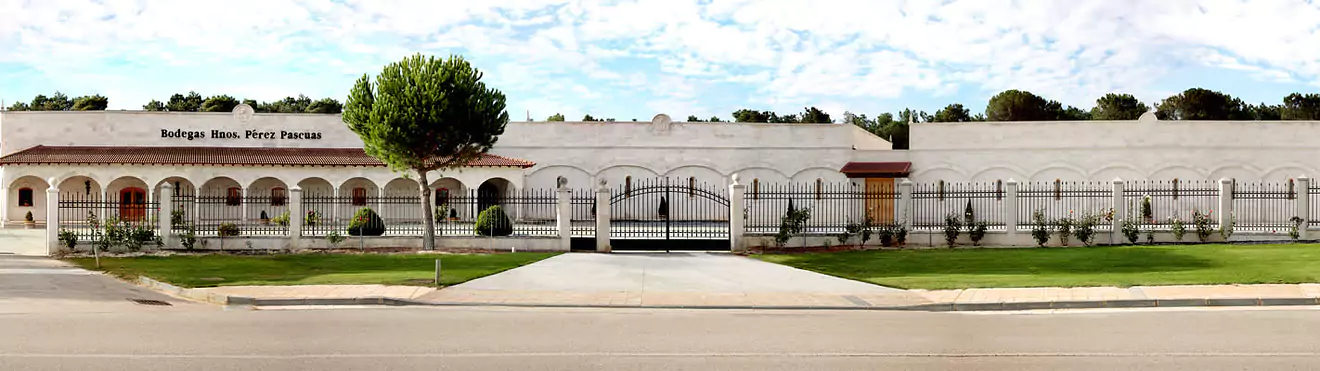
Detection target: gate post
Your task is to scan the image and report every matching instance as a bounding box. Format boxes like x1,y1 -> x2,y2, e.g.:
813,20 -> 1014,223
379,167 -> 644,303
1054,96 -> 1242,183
595,179 -> 611,253
290,187 -> 303,249
729,174 -> 746,253
1005,179 -> 1019,239
1218,178 -> 1234,239
556,179 -> 572,251
897,179 -> 913,232
159,183 -> 173,249
1296,176 -> 1309,240
1111,178 -> 1124,245
46,178 -> 60,255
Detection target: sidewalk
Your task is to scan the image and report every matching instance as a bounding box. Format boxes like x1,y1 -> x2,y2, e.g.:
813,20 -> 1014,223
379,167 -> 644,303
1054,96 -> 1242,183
179,281 -> 1320,311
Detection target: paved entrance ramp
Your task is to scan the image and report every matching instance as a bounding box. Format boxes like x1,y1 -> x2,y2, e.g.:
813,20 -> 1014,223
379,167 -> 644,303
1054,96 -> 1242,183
419,252 -> 931,309
0,227 -> 49,256
0,256 -> 204,314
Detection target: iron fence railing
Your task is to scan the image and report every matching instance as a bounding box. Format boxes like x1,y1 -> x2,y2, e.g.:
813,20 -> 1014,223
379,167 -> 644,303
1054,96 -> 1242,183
1123,180 -> 1218,228
744,181 -> 896,235
56,193 -> 160,247
1018,181 -> 1113,231
912,181 -> 1008,232
1232,181 -> 1297,232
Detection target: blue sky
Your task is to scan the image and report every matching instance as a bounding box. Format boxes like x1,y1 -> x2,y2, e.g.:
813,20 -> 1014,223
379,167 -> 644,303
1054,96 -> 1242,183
1,0 -> 1319,122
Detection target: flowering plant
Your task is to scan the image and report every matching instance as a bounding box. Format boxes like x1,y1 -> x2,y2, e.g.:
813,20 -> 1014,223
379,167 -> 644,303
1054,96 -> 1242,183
1169,215 -> 1186,241
1192,209 -> 1214,242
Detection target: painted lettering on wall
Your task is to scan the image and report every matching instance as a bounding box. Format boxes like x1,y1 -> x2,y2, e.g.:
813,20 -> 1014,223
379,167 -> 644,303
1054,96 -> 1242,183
160,129 -> 323,140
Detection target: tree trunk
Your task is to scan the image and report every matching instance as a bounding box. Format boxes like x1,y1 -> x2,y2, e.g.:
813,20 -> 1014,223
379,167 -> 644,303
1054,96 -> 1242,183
417,170 -> 436,251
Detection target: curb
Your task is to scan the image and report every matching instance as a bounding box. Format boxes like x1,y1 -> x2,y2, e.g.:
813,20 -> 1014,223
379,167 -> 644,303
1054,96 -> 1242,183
134,276 -> 1320,312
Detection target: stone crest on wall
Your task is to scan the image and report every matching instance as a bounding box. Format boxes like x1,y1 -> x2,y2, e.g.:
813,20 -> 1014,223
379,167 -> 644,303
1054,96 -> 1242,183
650,113 -> 673,135
232,103 -> 255,123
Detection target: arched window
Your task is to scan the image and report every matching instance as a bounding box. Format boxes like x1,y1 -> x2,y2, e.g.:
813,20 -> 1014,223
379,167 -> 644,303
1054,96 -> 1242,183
435,188 -> 450,206
1053,179 -> 1062,200
752,178 -> 760,200
226,187 -> 241,206
815,178 -> 823,200
1172,178 -> 1180,200
995,179 -> 1004,200
688,176 -> 696,197
938,180 -> 946,201
351,187 -> 368,206
270,188 -> 287,206
625,176 -> 632,197
17,188 -> 33,207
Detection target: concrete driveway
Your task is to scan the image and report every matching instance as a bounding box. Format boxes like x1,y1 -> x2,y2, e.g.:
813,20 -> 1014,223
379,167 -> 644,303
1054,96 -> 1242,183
456,252 -> 902,293
0,255 -> 204,314
0,227 -> 48,256
421,252 -> 928,308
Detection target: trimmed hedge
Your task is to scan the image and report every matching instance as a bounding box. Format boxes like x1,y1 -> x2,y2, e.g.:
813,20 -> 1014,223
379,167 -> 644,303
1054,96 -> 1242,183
474,205 -> 512,236
347,207 -> 386,236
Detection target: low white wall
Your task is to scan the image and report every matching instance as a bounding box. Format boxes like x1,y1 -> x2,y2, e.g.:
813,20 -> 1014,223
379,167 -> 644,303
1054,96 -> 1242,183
68,236 -> 567,252
744,230 -> 1300,249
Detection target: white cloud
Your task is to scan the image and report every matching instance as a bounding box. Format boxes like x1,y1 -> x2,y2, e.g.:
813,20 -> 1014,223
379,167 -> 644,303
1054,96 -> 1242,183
2,0 -> 1320,112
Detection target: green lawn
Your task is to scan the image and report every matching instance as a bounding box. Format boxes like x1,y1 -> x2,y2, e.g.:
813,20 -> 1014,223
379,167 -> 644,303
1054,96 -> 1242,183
754,244 -> 1320,290
67,252 -> 559,288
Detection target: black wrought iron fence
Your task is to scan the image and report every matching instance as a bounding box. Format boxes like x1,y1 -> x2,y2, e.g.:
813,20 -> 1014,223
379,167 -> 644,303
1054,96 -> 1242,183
1123,180 -> 1218,228
744,181 -> 896,235
1018,181 -> 1113,231
196,192 -> 289,237
56,193 -> 159,247
912,181 -> 1008,232
571,189 -> 596,237
1232,181 -> 1296,232
169,192 -> 195,233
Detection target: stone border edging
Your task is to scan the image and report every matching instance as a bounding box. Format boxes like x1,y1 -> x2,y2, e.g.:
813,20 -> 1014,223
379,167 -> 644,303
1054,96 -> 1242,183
135,276 -> 1320,312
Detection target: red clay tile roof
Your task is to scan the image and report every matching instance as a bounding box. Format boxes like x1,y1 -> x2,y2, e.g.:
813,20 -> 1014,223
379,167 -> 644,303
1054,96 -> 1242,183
839,162 -> 911,178
0,146 -> 536,168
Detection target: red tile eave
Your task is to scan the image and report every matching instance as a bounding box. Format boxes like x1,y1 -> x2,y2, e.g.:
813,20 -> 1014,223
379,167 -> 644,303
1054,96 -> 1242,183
0,146 -> 536,168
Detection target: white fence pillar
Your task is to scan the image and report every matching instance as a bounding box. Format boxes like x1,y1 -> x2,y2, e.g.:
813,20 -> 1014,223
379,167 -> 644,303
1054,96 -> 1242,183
1297,176 -> 1310,240
290,187 -> 303,248
729,174 -> 746,253
595,180 -> 611,253
159,183 -> 173,249
45,179 -> 59,255
1005,179 -> 1019,238
1111,178 -> 1124,245
897,179 -> 913,232
1218,178 -> 1234,239
555,183 -> 571,251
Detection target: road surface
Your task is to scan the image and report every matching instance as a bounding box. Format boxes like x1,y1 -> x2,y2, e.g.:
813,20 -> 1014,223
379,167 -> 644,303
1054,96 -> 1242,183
4,304 -> 1320,370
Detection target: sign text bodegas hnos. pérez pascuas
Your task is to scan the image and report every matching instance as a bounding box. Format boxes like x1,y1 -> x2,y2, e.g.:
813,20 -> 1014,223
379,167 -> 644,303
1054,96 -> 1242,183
160,129 -> 323,140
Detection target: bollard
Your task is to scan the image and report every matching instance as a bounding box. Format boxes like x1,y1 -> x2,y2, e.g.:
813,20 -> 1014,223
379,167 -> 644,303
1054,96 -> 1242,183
434,259 -> 442,286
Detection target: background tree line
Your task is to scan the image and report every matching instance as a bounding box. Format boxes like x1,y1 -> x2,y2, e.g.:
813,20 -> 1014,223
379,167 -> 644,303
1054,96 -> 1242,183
4,91 -> 343,113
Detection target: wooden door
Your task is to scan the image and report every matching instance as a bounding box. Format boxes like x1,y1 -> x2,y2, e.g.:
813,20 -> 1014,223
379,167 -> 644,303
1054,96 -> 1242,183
865,178 -> 895,224
119,188 -> 146,222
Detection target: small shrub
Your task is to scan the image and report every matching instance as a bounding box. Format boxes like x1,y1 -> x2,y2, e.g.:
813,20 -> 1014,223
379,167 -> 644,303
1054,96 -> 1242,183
1121,218 -> 1140,244
58,229 -> 77,250
1192,209 -> 1214,242
1031,210 -> 1051,247
943,213 -> 962,247
858,217 -> 874,246
217,222 -> 240,237
171,209 -> 186,227
259,210 -> 270,224
1220,212 -> 1236,240
1140,195 -> 1153,220
474,205 -> 513,237
1055,213 -> 1074,246
326,231 -> 346,247
1289,216 -> 1304,241
1074,213 -> 1098,246
877,224 -> 894,247
963,200 -> 975,232
894,224 -> 908,247
347,207 -> 387,236
774,202 -> 811,246
1144,224 -> 1155,244
24,211 -> 33,222
304,210 -> 321,226
271,211 -> 291,227
1170,216 -> 1186,241
969,221 -> 988,246
179,227 -> 197,250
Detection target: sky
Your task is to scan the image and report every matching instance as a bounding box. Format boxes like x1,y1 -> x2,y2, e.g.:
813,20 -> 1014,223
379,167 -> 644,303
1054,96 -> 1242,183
1,0 -> 1319,122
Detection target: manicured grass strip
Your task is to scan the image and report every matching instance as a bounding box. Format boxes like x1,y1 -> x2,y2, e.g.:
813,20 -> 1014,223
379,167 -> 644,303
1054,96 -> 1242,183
754,244 -> 1320,290
67,252 -> 559,288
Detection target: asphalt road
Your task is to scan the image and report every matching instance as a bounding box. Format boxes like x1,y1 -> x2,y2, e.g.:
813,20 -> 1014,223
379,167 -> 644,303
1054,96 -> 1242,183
4,305 -> 1320,370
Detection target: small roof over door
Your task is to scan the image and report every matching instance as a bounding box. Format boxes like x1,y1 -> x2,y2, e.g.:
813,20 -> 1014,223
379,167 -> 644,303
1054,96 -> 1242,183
839,162 -> 911,178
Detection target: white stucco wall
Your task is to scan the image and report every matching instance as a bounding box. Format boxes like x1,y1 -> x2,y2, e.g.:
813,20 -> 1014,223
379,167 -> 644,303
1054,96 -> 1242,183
907,115 -> 1320,182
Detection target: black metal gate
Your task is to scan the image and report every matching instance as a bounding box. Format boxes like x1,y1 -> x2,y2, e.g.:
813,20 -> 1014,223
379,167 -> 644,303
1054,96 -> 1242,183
609,178 -> 730,251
